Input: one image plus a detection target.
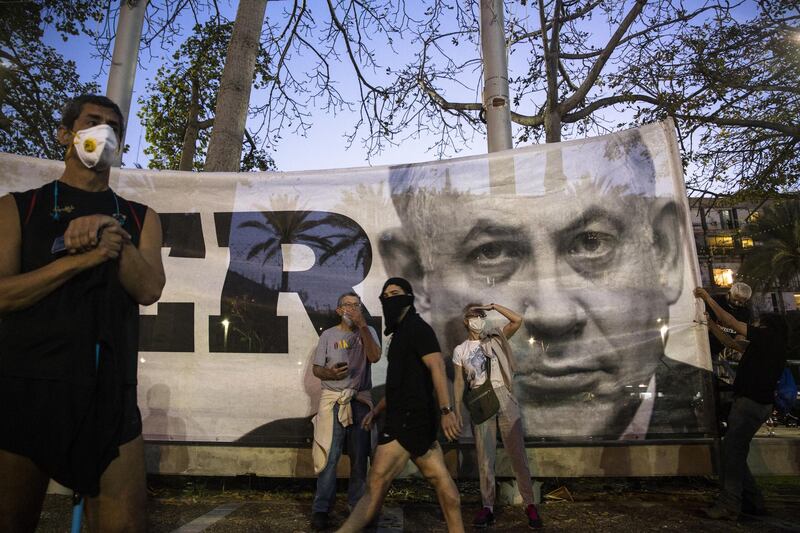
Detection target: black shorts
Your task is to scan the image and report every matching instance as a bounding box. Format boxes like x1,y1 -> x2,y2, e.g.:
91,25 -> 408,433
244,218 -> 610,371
120,384 -> 143,445
380,409 -> 438,457
0,376 -> 141,494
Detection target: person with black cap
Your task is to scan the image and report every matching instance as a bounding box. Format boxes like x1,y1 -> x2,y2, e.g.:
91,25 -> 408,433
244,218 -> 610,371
337,278 -> 465,533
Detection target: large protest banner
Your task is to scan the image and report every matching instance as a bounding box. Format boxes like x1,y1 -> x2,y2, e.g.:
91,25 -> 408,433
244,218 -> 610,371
0,120 -> 715,445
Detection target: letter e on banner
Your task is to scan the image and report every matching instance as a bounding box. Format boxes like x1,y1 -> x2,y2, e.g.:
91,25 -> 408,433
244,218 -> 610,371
140,213 -> 205,352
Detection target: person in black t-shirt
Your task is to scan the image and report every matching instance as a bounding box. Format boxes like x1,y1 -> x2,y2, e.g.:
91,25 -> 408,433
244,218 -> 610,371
338,278 -> 465,533
0,95 -> 165,532
695,287 -> 788,520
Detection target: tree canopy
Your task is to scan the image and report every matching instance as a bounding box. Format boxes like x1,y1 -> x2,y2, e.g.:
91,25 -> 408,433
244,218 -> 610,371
1,0 -> 797,195
345,0 -> 798,195
138,21 -> 274,171
634,0 -> 799,196
0,1 -> 103,159
738,200 -> 800,293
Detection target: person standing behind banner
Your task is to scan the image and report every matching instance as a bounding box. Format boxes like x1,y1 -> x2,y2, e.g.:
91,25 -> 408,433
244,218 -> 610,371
695,287 -> 788,520
453,303 -> 543,529
708,282 -> 752,384
338,278 -> 464,533
0,94 -> 165,532
310,292 -> 380,531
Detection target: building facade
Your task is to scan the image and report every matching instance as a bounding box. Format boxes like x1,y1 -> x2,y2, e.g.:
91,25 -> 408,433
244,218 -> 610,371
690,197 -> 800,314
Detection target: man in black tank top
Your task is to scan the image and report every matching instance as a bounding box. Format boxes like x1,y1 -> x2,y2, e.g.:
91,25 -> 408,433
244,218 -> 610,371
0,94 -> 165,532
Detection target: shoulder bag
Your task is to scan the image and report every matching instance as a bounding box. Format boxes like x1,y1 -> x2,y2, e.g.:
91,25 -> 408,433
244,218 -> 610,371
463,349 -> 500,425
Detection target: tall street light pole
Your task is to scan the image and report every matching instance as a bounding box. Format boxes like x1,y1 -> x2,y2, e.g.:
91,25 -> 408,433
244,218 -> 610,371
480,0 -> 515,194
106,0 -> 148,167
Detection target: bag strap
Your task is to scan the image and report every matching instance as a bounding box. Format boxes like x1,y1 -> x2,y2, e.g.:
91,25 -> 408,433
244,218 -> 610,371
461,344 -> 492,388
482,344 -> 492,379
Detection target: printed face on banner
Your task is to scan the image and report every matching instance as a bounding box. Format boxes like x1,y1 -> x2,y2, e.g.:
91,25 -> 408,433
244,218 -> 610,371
381,129 -> 710,439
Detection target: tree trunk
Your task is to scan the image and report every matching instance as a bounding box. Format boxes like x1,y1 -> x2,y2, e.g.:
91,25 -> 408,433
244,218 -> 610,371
544,106 -> 562,143
281,270 -> 289,294
775,282 -> 787,314
539,0 -> 562,143
204,0 -> 268,172
179,76 -> 202,171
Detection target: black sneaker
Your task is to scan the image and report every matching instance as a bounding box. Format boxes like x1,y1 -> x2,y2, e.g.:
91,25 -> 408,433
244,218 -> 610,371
311,511 -> 329,531
526,503 -> 544,529
473,507 -> 495,528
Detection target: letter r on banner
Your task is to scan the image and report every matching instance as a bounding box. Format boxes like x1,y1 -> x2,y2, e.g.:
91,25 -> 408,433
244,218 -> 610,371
211,211 -> 376,353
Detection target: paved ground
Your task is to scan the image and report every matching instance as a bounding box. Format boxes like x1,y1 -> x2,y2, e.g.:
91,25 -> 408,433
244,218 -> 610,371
35,476 -> 799,532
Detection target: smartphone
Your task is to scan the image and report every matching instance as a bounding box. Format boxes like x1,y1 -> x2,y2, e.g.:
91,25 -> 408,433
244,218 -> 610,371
51,236 -> 66,254
51,226 -> 107,255
335,361 -> 348,369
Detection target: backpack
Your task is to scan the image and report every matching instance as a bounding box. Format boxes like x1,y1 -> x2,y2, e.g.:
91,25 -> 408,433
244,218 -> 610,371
774,368 -> 798,414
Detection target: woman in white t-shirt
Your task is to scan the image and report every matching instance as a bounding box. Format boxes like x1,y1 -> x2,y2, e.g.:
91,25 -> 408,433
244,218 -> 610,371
452,303 -> 543,530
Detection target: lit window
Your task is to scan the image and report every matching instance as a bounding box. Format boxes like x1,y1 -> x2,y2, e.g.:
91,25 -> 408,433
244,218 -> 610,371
707,236 -> 734,247
719,209 -> 739,230
713,268 -> 734,287
794,294 -> 800,308
741,237 -> 754,248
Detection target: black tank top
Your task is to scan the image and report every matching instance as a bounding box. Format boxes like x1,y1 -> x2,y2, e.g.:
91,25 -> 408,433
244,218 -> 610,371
0,180 -> 148,385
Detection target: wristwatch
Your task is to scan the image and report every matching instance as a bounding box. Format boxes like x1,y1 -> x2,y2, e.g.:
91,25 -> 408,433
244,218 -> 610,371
440,406 -> 453,415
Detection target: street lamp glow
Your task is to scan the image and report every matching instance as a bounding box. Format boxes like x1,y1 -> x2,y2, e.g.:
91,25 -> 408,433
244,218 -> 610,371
221,319 -> 230,350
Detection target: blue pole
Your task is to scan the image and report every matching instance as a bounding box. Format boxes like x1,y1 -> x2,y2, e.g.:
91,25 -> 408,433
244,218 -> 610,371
70,498 -> 84,533
71,343 -> 101,533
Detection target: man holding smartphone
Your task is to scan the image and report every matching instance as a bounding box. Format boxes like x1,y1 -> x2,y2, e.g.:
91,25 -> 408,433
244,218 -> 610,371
310,292 -> 381,530
0,94 -> 165,532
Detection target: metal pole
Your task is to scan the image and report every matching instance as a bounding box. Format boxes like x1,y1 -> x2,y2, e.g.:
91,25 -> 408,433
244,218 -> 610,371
106,0 -> 148,166
479,0 -> 515,193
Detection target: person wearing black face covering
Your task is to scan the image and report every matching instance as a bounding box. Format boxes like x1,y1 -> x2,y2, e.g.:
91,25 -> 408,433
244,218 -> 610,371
337,278 -> 465,533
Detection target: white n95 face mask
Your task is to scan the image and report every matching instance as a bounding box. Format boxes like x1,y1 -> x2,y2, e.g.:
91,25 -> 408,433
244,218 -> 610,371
72,124 -> 119,171
467,317 -> 485,332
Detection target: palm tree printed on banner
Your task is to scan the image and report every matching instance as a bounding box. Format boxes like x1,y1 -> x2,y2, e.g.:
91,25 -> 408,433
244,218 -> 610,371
239,209 -> 339,293
317,216 -> 373,279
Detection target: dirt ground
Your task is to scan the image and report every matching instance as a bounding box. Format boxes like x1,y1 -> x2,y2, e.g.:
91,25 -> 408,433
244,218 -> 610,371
36,476 -> 799,532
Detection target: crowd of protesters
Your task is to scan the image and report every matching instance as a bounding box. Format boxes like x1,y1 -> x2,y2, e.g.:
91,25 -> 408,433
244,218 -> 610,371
0,94 -> 795,532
